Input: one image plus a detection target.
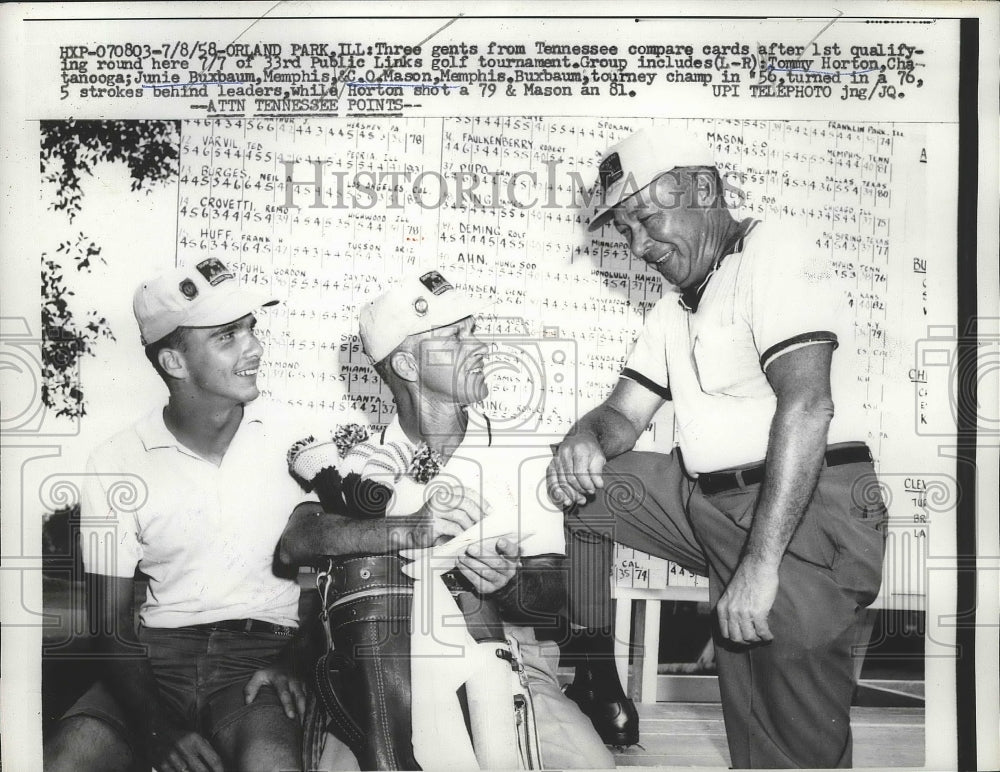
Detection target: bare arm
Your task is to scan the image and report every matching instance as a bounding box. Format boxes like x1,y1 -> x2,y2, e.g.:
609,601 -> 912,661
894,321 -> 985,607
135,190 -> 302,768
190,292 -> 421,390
279,492 -> 487,568
715,343 -> 835,644
282,498 -> 522,596
87,573 -> 223,772
546,377 -> 665,505
280,503 -> 426,565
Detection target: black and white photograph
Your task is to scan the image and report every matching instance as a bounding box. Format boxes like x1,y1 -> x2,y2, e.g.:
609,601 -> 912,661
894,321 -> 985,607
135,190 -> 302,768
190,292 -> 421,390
2,3 -> 997,771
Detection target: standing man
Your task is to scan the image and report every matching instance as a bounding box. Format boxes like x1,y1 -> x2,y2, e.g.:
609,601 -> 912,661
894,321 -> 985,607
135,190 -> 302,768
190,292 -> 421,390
45,260 -> 310,772
548,128 -> 886,768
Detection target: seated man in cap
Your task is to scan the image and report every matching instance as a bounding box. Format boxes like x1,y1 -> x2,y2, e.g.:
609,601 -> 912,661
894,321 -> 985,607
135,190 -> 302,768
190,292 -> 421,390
280,270 -> 614,770
44,259 -> 323,772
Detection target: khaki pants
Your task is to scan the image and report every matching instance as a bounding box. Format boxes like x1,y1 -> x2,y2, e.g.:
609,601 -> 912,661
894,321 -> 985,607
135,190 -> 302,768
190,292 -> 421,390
566,447 -> 886,768
508,624 -> 616,769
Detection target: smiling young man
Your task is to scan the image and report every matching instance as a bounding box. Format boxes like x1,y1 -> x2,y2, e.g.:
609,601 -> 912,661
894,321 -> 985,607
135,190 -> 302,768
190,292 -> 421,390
44,260 -> 313,772
548,128 -> 887,768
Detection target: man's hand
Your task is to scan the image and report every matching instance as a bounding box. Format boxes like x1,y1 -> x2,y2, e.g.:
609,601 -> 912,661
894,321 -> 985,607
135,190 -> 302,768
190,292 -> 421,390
150,721 -> 224,772
715,556 -> 779,644
546,432 -> 607,507
415,487 -> 490,547
456,536 -> 521,594
244,666 -> 307,722
86,574 -> 223,772
544,381 -> 662,508
715,343 -> 836,646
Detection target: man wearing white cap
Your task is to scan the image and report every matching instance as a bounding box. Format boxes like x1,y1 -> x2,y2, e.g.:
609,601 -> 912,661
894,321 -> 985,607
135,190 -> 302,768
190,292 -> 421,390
45,259 -> 313,772
549,128 -> 886,768
281,269 -> 614,770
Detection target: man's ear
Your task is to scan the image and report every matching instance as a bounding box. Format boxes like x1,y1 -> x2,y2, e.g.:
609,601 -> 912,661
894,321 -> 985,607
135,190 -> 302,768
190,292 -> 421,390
157,347 -> 187,380
691,168 -> 721,210
389,349 -> 418,383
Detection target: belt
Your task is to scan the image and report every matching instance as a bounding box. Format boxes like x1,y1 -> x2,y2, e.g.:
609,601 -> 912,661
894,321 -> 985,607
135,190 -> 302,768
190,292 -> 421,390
187,619 -> 296,637
324,554 -> 478,598
697,444 -> 873,495
326,554 -> 414,598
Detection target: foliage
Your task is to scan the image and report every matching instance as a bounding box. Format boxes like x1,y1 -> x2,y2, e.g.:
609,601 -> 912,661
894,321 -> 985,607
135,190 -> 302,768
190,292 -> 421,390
42,504 -> 83,579
40,119 -> 181,222
39,121 -> 180,418
41,234 -> 116,418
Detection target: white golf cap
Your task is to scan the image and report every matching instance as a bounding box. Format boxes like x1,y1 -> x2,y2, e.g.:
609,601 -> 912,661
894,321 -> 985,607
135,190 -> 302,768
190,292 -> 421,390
589,126 -> 716,232
133,258 -> 277,345
359,270 -> 489,363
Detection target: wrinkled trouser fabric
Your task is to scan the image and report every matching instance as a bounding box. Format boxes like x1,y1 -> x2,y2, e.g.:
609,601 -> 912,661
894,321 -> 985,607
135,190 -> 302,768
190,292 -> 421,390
507,624 -> 616,769
565,449 -> 886,769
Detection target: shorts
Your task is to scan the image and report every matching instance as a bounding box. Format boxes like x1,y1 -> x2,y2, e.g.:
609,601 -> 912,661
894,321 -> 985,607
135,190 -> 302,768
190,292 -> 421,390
61,626 -> 294,750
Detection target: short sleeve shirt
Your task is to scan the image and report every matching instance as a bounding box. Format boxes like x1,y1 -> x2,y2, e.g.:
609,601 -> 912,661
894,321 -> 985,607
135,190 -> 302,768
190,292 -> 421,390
344,418 -> 565,556
622,219 -> 858,473
79,401 -> 313,628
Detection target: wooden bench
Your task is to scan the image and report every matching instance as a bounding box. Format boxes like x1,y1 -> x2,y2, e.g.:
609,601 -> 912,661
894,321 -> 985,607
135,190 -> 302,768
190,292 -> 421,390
612,581 -> 919,704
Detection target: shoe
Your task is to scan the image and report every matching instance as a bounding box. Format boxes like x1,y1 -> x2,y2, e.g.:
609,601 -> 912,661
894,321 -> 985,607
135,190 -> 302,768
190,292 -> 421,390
563,668 -> 640,746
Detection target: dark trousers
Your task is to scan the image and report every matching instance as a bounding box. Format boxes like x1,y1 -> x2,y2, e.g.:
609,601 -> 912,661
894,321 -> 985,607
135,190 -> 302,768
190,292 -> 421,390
565,448 -> 886,768
60,626 -> 295,754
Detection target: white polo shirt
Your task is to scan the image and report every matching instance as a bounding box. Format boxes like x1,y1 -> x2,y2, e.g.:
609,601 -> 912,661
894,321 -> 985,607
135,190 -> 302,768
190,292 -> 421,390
341,417 -> 565,556
79,401 -> 312,628
622,219 -> 860,474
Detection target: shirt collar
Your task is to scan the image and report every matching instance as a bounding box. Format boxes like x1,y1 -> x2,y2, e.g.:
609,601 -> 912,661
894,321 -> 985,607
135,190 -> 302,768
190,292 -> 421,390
679,218 -> 759,313
136,408 -> 176,451
136,401 -> 264,452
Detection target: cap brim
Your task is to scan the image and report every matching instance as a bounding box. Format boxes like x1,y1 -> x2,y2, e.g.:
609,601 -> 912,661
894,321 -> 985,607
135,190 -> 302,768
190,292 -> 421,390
588,169 -> 673,233
183,287 -> 278,330
588,184 -> 640,233
588,205 -> 616,232
587,173 -> 652,233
